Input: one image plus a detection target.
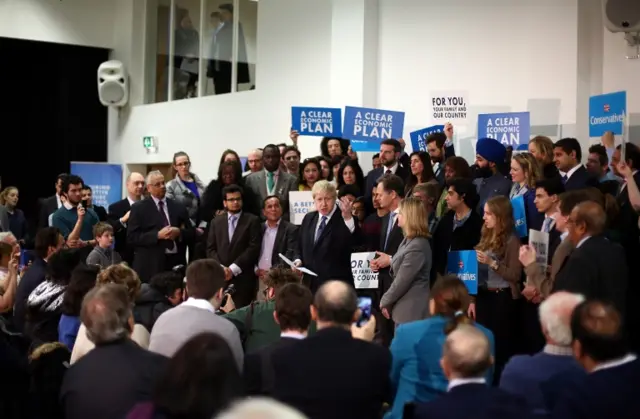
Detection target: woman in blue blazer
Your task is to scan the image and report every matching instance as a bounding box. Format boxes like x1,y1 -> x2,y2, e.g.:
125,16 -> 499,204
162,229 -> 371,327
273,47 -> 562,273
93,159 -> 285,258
385,276 -> 495,419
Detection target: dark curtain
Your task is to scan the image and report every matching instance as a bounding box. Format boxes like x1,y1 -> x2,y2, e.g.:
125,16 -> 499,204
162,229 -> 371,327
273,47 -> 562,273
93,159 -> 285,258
0,37 -> 109,238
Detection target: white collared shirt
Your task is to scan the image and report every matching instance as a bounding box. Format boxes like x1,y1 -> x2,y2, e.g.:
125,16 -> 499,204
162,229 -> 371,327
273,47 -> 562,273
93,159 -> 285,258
592,353 -> 637,373
63,201 -> 74,211
576,235 -> 591,248
447,377 -> 486,391
280,331 -> 306,340
127,196 -> 137,207
56,195 -> 62,209
315,203 -> 356,236
383,162 -> 399,175
565,164 -> 582,181
181,297 -> 215,313
620,170 -> 639,193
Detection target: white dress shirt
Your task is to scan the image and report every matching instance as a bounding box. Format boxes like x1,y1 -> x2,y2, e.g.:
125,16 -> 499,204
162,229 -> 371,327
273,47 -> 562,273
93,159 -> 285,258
257,220 -> 280,271
280,331 -> 306,340
56,195 -> 62,209
383,162 -> 399,175
576,235 -> 591,249
592,353 -> 637,373
314,203 -> 356,237
565,164 -> 582,181
447,377 -> 486,391
181,297 -> 215,313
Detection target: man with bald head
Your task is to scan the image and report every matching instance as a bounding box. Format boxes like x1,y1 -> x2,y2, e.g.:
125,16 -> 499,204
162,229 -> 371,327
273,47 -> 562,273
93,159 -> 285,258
127,171 -> 194,282
245,148 -> 263,175
500,292 -> 585,414
107,172 -> 146,266
415,325 -> 526,419
553,201 -> 628,312
551,300 -> 640,419
271,280 -> 389,419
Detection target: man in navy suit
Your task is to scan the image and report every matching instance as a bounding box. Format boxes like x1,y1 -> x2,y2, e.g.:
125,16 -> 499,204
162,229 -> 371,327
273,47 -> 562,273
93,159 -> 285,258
414,325 -> 527,419
553,138 -> 598,191
550,300 -> 640,419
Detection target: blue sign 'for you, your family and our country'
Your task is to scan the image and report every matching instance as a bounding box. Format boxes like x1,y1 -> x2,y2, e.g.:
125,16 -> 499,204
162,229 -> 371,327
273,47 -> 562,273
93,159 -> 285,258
477,112 -> 530,146
291,107 -> 342,137
446,250 -> 478,295
410,125 -> 445,152
589,91 -> 626,137
343,106 -> 405,152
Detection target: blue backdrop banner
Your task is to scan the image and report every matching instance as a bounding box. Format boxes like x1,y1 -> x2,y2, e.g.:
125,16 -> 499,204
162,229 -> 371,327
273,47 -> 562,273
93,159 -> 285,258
343,106 -> 405,152
589,91 -> 626,137
291,107 -> 342,137
410,125 -> 445,152
70,162 -> 123,208
477,112 -> 530,146
446,250 -> 478,295
511,195 -> 528,238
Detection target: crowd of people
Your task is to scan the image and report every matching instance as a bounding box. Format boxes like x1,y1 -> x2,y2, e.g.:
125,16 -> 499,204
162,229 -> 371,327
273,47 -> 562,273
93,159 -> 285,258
0,123 -> 639,419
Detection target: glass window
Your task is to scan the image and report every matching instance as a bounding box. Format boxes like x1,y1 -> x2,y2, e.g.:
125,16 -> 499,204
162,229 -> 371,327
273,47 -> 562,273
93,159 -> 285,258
145,0 -> 257,103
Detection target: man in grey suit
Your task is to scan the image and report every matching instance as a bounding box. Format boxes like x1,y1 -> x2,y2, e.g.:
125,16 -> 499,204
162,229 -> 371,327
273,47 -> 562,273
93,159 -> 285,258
473,137 -> 512,216
0,205 -> 9,232
245,144 -> 298,220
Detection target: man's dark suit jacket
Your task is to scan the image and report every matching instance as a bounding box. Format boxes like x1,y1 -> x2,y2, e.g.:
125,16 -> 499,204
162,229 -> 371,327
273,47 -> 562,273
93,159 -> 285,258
127,198 -> 194,283
414,383 -> 527,419
60,339 -> 168,419
272,328 -> 391,419
553,235 -> 628,313
244,336 -> 301,396
38,195 -> 59,228
364,164 -> 410,212
13,257 -> 47,333
550,359 -> 640,419
378,212 -> 404,293
298,209 -> 359,293
564,166 -> 598,191
264,220 -> 299,266
207,211 -> 261,308
91,205 -> 107,222
108,198 -> 134,265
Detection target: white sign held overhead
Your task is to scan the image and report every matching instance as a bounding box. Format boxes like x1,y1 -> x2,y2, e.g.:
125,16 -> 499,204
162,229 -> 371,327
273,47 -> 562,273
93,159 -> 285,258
429,91 -> 469,122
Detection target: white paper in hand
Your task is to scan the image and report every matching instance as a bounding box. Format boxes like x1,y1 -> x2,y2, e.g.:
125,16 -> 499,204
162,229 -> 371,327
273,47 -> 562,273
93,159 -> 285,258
278,253 -> 318,276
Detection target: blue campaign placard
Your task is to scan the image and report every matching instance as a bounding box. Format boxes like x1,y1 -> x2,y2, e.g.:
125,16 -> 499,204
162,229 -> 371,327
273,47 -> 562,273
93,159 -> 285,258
70,162 -> 123,208
239,156 -> 248,171
446,250 -> 478,295
511,195 -> 528,238
410,125 -> 445,152
589,91 -> 626,137
478,111 -> 530,146
291,107 -> 342,137
343,106 -> 405,152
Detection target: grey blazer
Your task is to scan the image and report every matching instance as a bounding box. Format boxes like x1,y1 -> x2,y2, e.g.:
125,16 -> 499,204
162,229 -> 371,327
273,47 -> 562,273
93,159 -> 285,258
166,173 -> 205,226
380,236 -> 432,325
244,170 -> 298,219
0,206 -> 9,232
473,174 -> 512,216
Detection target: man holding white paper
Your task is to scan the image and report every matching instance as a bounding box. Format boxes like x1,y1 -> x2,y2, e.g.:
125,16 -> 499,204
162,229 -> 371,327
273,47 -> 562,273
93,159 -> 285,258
295,181 -> 359,293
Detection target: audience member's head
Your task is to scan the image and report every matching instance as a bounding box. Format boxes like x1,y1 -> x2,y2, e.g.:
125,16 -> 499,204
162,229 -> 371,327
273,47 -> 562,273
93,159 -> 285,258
96,263 -> 141,302
0,232 -> 18,254
528,135 -> 554,164
398,197 -> 430,239
149,270 -> 185,306
146,170 -> 166,200
263,267 -> 300,301
534,178 -> 565,215
92,222 -> 114,249
430,275 -> 473,334
154,333 -> 243,419
412,182 -> 440,213
312,281 -> 358,329
586,144 -> 610,178
274,283 -> 313,334
571,300 -> 628,372
216,398 -> 308,419
612,142 -> 640,175
34,227 -> 64,261
567,201 -> 606,246
46,249 -> 83,285
555,190 -> 588,233
444,156 -> 472,181
553,138 -> 582,171
61,174 -> 84,206
81,283 -> 134,345
185,259 -> 226,308
440,325 -> 493,381
61,264 -> 101,316
376,174 -> 404,211
311,180 -> 338,216
538,292 -> 585,347
445,177 -> 478,211
426,132 -> 448,163
55,173 -> 69,196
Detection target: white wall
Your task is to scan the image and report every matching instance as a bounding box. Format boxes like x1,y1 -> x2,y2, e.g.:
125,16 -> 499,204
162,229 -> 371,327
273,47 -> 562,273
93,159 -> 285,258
0,0 -> 116,48
378,0 -> 579,161
110,0 -> 333,182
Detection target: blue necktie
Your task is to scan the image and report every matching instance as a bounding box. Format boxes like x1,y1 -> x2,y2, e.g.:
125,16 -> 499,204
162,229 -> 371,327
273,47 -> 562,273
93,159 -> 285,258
384,212 -> 396,250
562,175 -> 568,184
228,215 -> 237,242
542,217 -> 552,233
315,216 -> 327,243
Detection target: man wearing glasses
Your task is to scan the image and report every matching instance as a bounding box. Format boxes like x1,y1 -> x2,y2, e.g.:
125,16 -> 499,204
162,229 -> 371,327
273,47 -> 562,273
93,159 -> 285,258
127,171 -> 194,283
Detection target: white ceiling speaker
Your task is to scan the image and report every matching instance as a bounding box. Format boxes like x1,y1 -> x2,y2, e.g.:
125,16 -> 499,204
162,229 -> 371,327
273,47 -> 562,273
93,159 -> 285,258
602,0 -> 640,33
97,60 -> 129,107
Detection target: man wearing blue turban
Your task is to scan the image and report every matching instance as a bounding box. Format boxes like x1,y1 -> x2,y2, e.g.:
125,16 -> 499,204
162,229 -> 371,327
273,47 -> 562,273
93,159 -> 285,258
473,138 -> 512,215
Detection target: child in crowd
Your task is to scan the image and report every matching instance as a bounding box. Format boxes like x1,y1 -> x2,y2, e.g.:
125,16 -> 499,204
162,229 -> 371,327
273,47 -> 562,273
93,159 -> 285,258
85,222 -> 122,268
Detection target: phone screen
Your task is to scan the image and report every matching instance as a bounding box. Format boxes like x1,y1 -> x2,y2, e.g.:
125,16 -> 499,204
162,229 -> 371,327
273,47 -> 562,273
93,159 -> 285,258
80,199 -> 89,209
356,296 -> 372,327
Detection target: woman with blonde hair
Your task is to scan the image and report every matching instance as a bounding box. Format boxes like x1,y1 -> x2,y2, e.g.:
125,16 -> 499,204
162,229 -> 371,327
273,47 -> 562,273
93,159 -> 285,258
528,135 -> 559,179
0,186 -> 28,242
70,263 -> 150,364
473,195 -> 522,383
510,152 -> 545,233
378,197 -> 432,326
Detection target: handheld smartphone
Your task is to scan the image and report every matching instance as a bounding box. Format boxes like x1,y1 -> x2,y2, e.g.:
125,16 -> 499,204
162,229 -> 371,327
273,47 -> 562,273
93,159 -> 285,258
19,248 -> 35,271
80,199 -> 89,209
355,296 -> 372,327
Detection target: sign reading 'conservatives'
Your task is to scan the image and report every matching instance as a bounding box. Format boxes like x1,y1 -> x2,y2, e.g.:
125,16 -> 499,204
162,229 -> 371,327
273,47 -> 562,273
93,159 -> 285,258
589,91 -> 626,137
291,107 -> 342,137
477,112 -> 530,146
343,106 -> 405,152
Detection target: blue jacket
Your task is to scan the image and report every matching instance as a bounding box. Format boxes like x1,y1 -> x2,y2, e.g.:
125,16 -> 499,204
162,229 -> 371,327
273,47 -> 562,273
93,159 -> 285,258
385,316 -> 494,419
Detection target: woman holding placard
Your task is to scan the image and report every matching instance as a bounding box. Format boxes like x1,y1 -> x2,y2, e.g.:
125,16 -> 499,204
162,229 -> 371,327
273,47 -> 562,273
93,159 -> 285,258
378,197 -> 432,326
473,196 -> 522,383
509,152 -> 545,237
